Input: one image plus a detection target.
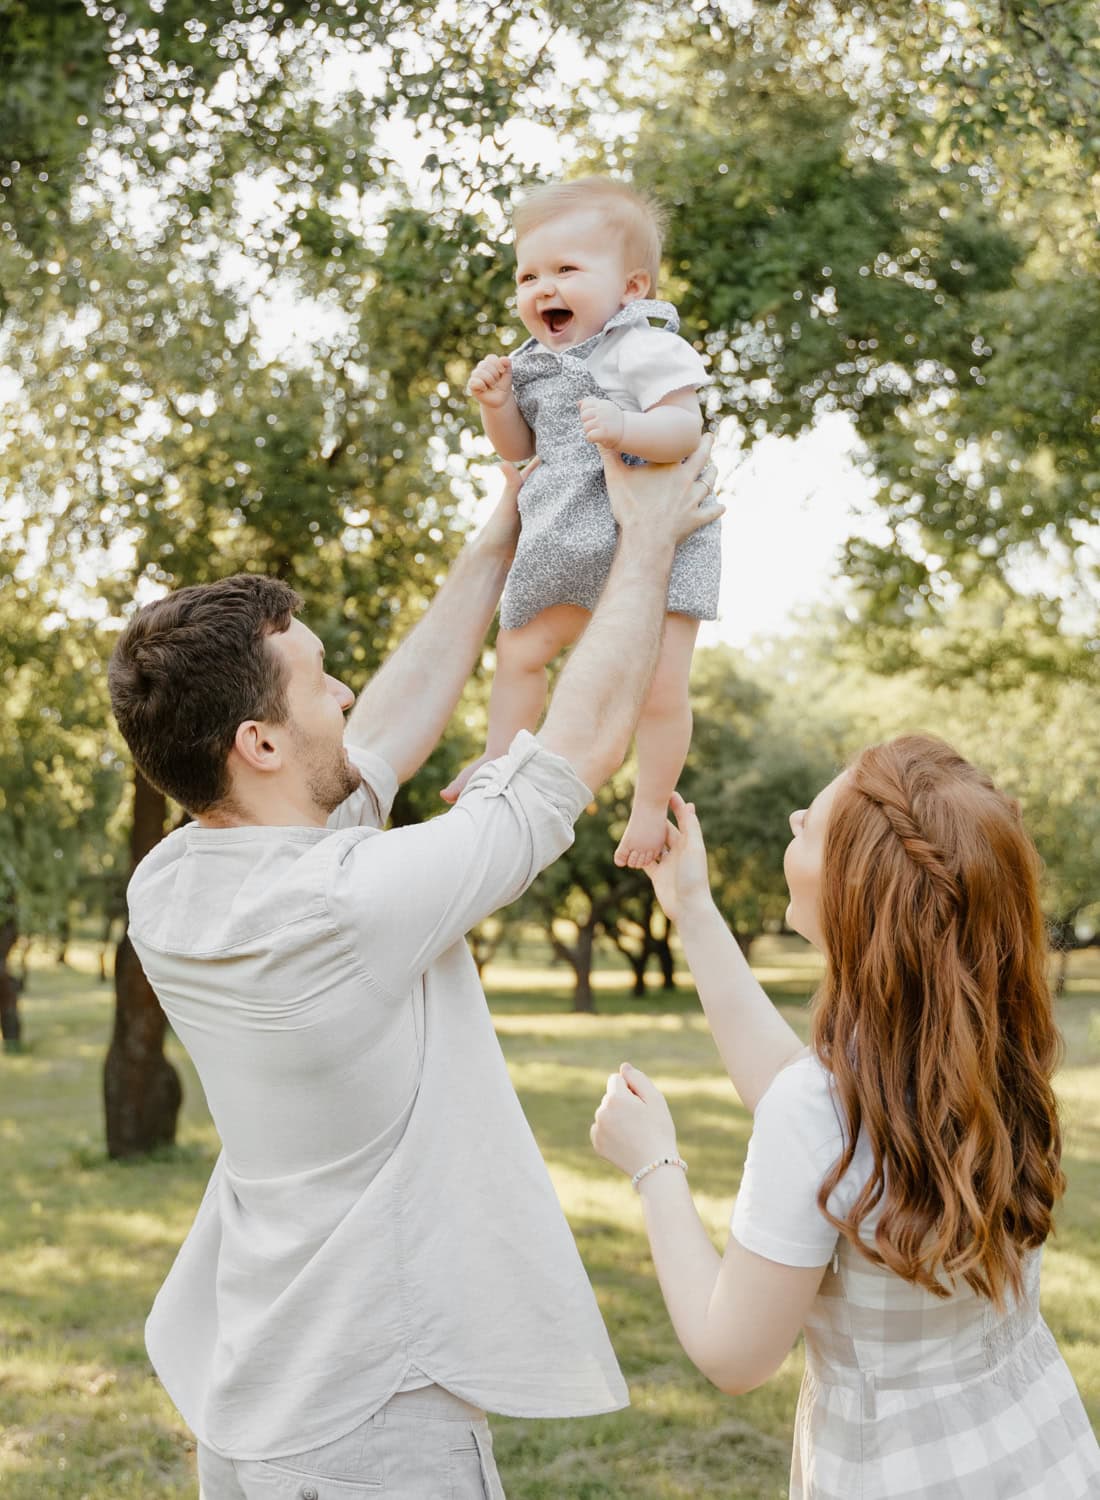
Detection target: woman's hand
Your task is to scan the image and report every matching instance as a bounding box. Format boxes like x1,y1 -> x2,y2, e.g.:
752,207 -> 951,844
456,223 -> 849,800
642,792 -> 714,925
473,457 -> 540,560
590,1062 -> 679,1178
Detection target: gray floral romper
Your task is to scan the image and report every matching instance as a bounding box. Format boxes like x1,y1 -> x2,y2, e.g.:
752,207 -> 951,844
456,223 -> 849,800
498,299 -> 722,631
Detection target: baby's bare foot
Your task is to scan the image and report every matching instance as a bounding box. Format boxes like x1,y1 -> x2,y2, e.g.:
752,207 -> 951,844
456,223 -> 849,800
614,800 -> 669,869
440,752 -> 492,804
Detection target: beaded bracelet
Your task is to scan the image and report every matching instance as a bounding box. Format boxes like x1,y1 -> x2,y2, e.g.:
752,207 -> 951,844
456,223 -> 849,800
631,1154 -> 689,1192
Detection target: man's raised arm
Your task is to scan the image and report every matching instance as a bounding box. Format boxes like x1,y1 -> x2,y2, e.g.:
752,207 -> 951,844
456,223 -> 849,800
344,463 -> 534,782
538,439 -> 721,792
332,440 -> 722,999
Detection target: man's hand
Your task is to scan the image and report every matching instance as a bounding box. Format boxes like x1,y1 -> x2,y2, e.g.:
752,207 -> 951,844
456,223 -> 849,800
603,434 -> 722,547
467,355 -> 515,410
578,396 -> 625,450
472,458 -> 540,562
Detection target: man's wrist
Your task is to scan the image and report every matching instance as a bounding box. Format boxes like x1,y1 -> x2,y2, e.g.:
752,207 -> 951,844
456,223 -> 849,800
465,526 -> 516,569
616,521 -> 678,567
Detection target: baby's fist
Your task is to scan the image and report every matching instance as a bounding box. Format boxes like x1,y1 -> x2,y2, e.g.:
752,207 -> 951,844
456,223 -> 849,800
467,355 -> 514,408
578,397 -> 625,450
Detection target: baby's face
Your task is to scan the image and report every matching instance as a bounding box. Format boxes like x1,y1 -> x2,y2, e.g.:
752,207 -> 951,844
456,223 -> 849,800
514,209 -> 646,352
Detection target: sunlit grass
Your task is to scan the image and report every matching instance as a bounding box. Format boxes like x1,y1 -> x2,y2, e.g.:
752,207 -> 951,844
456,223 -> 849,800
1,941 -> 1097,1498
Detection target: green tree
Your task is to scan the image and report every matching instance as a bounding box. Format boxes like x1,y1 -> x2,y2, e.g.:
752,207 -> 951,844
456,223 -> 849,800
5,0 -> 1097,1125
514,774 -> 646,1013
0,548 -> 126,1048
755,617 -> 1100,987
683,648 -> 843,956
594,2 -> 1097,674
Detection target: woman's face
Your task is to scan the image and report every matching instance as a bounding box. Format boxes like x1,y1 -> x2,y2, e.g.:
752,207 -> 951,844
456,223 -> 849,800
783,771 -> 848,951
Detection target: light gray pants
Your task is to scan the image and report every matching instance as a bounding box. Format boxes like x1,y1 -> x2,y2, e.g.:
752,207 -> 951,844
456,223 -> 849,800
197,1385 -> 506,1499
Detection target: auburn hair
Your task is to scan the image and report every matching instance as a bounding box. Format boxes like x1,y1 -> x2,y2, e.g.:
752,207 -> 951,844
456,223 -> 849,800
512,175 -> 666,290
812,734 -> 1065,1306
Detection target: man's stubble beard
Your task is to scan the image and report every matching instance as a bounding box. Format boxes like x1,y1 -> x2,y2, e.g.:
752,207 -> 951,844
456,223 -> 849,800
290,721 -> 363,816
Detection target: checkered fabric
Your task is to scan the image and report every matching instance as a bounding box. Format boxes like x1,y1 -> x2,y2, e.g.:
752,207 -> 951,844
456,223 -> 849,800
791,1244 -> 1100,1498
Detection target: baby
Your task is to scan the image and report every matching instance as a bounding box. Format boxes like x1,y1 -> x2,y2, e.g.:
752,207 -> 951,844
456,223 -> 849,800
442,176 -> 721,868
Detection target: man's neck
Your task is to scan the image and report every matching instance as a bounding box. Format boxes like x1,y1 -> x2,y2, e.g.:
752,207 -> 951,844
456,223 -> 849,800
194,791 -> 327,830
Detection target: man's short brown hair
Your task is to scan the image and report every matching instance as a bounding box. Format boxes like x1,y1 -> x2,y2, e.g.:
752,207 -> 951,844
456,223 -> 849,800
108,574 -> 303,813
512,176 -> 667,291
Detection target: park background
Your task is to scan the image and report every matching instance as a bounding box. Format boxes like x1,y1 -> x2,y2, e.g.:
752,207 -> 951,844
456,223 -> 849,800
1,2 -> 1097,1496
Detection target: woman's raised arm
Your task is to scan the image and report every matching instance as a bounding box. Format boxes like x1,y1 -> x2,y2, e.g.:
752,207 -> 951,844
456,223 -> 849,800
646,794 -> 804,1113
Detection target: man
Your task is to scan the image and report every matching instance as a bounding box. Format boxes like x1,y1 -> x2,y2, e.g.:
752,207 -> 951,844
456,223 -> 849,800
108,441 -> 720,1499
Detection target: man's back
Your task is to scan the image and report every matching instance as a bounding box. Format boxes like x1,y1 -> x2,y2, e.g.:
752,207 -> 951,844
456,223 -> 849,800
129,763 -> 417,1179
128,737 -> 628,1459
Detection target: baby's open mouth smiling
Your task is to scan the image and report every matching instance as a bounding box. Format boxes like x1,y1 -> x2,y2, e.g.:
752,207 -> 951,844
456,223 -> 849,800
541,307 -> 573,336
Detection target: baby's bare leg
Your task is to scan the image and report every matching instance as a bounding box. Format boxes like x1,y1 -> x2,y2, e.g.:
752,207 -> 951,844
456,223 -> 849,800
614,614 -> 700,868
440,604 -> 589,802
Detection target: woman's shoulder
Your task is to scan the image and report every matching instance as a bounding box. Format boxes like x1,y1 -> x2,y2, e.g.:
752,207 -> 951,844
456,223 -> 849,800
760,1048 -> 836,1105
754,1050 -> 849,1161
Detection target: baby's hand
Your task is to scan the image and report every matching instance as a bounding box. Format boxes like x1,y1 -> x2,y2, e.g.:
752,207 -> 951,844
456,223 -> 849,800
467,355 -> 514,409
578,396 -> 625,450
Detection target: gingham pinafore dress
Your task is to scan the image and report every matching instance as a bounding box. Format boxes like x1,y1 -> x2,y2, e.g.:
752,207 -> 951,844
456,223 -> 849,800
794,1241 -> 1100,1499
497,299 -> 722,631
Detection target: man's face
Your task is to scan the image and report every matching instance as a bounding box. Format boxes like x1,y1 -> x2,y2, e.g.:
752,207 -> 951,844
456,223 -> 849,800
268,619 -> 362,816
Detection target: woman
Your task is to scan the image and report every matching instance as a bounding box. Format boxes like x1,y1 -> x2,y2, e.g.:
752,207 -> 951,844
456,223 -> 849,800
591,735 -> 1099,1498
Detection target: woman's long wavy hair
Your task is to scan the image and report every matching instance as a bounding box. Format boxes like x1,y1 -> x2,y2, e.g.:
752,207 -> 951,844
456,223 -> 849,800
812,734 -> 1065,1306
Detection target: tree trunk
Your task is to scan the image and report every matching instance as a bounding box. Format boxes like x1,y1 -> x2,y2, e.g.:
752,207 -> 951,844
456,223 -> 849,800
549,923 -> 598,1014
16,934 -> 32,993
0,915 -> 22,1051
103,770 -> 182,1158
654,929 -> 676,990
570,924 -> 596,1014
1053,943 -> 1070,999
469,926 -> 501,980
611,932 -> 648,996
54,909 -> 71,966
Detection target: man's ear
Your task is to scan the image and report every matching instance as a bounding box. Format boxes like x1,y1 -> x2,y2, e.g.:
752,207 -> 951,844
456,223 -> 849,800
231,719 -> 283,776
621,268 -> 652,304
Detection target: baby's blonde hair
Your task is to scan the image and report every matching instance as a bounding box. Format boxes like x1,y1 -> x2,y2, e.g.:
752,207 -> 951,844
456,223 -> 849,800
512,176 -> 666,292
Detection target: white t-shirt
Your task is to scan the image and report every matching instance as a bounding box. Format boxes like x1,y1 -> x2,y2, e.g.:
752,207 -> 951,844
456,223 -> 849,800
584,314 -> 710,414
731,1051 -> 877,1268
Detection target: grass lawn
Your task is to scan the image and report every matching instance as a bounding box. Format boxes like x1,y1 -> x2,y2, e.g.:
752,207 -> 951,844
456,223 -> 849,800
2,939 -> 1098,1499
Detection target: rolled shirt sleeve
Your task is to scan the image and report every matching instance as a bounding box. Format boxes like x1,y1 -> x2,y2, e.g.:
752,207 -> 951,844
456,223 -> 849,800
326,731 -> 592,998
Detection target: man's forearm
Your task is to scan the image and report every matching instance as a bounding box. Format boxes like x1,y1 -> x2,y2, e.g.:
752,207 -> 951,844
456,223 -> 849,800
345,536 -> 511,780
539,530 -> 677,790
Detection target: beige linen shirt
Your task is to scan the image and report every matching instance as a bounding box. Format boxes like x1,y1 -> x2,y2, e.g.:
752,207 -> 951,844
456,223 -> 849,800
128,731 -> 628,1460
